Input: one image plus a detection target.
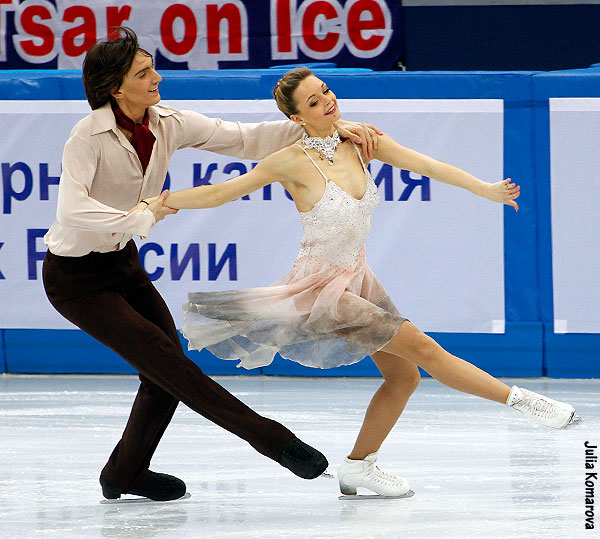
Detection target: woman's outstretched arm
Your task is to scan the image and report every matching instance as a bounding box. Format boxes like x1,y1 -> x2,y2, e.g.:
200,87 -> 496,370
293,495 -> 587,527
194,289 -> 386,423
162,149 -> 288,210
372,133 -> 520,211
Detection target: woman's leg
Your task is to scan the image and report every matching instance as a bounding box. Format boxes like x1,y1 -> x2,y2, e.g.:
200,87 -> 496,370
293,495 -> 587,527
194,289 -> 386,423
382,322 -> 511,404
348,350 -> 420,460
337,350 -> 418,496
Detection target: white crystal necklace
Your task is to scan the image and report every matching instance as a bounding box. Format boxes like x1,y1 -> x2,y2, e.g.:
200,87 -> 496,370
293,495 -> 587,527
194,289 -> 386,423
301,130 -> 340,165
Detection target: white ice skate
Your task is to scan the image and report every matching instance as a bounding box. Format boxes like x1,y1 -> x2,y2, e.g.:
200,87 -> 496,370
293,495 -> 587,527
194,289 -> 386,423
506,385 -> 582,429
337,452 -> 414,500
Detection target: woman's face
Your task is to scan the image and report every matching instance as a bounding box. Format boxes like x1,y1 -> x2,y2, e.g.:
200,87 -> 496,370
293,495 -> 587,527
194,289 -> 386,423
291,75 -> 341,130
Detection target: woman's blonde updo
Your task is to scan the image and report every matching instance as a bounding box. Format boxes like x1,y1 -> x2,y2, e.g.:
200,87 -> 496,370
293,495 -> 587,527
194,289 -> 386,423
272,67 -> 314,118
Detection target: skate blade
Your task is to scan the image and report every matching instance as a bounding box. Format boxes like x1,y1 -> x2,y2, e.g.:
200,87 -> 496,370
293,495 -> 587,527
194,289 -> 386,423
566,414 -> 583,429
338,490 -> 414,501
320,469 -> 335,479
100,492 -> 191,505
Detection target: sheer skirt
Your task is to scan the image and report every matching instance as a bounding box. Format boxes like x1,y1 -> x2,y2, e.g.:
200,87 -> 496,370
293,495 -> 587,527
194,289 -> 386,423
183,247 -> 406,370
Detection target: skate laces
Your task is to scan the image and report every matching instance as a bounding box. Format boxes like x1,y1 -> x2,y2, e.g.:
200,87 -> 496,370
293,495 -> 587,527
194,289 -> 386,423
516,390 -> 557,419
364,462 -> 403,486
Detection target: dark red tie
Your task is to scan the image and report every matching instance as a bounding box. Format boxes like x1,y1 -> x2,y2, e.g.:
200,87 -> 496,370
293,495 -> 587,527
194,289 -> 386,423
113,105 -> 156,175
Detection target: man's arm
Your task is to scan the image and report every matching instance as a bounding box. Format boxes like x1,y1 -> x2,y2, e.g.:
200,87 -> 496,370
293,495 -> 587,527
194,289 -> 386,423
178,110 -> 303,160
56,136 -> 156,235
177,110 -> 383,161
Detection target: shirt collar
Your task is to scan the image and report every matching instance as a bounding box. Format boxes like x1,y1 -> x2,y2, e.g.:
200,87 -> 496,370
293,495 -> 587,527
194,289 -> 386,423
148,104 -> 178,127
90,102 -> 178,135
90,102 -> 118,136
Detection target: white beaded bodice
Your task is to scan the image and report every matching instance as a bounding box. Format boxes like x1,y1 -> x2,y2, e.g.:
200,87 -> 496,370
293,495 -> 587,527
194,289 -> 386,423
295,144 -> 380,269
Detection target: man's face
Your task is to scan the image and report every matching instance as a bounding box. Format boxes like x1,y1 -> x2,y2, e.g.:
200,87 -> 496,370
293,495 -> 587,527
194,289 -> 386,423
113,51 -> 162,111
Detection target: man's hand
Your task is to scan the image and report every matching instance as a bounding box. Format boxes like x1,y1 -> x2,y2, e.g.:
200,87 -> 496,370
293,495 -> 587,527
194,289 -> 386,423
129,191 -> 179,222
333,120 -> 383,160
128,195 -> 159,214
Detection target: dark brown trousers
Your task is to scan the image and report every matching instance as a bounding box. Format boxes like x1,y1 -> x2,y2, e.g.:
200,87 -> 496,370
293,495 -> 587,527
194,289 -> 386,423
42,241 -> 293,490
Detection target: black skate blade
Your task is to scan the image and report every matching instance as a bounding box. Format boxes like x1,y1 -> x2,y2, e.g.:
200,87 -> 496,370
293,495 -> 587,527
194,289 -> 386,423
338,490 -> 414,501
100,492 -> 191,505
320,470 -> 335,479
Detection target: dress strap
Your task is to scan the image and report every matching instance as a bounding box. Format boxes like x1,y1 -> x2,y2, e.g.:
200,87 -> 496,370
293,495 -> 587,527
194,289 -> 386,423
294,143 -> 329,183
352,143 -> 368,173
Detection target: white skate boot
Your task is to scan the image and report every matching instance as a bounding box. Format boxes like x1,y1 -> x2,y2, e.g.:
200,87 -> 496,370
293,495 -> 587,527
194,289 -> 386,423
506,385 -> 582,429
337,452 -> 413,499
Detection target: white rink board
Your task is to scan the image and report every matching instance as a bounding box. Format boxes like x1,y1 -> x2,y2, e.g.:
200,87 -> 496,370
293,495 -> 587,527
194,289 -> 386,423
0,99 -> 505,332
550,98 -> 600,333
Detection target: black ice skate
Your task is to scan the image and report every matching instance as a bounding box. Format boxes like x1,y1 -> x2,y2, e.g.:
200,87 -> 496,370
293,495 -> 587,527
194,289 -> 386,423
99,470 -> 189,504
278,436 -> 328,479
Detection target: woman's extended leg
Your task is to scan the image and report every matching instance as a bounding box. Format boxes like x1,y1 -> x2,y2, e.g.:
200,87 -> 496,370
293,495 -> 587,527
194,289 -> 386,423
381,321 -> 579,429
382,321 -> 511,403
348,351 -> 420,460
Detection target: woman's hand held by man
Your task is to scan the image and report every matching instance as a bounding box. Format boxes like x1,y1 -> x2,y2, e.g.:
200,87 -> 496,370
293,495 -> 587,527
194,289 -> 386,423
129,190 -> 178,222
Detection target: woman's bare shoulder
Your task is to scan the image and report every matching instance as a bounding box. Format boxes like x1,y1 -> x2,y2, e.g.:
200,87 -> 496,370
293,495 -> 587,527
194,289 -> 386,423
260,143 -> 308,173
271,142 -> 305,159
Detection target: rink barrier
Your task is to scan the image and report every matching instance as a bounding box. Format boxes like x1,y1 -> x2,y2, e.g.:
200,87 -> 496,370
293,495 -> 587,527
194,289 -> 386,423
0,67 -> 599,378
534,68 -> 600,379
1,322 -> 542,377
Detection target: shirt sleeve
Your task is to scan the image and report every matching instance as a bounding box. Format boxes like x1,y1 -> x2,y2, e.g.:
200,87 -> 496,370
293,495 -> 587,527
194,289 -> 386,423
55,135 -> 155,236
178,110 -> 303,160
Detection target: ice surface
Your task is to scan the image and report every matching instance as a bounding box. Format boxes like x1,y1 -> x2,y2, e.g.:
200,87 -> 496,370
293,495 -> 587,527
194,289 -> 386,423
0,375 -> 596,538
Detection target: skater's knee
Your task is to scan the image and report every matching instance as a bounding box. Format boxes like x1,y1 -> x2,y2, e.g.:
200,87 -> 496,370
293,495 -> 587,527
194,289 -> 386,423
405,331 -> 440,370
404,365 -> 421,392
382,361 -> 420,394
384,323 -> 439,365
392,364 -> 420,392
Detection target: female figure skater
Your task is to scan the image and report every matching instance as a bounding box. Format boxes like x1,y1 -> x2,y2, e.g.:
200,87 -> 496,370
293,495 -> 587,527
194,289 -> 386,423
133,67 -> 581,498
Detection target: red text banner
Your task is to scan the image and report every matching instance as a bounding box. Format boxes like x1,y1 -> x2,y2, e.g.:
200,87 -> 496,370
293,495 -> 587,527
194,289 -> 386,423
0,0 -> 402,69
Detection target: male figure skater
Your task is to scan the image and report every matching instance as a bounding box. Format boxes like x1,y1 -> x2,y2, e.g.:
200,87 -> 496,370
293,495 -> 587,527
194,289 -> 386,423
42,27 -> 378,501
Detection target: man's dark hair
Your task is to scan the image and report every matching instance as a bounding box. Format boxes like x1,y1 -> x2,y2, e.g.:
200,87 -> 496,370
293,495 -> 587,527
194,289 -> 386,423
82,27 -> 152,110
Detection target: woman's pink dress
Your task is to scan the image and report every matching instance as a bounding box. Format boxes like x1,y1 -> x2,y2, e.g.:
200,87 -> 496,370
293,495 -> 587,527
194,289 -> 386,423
182,144 -> 406,369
